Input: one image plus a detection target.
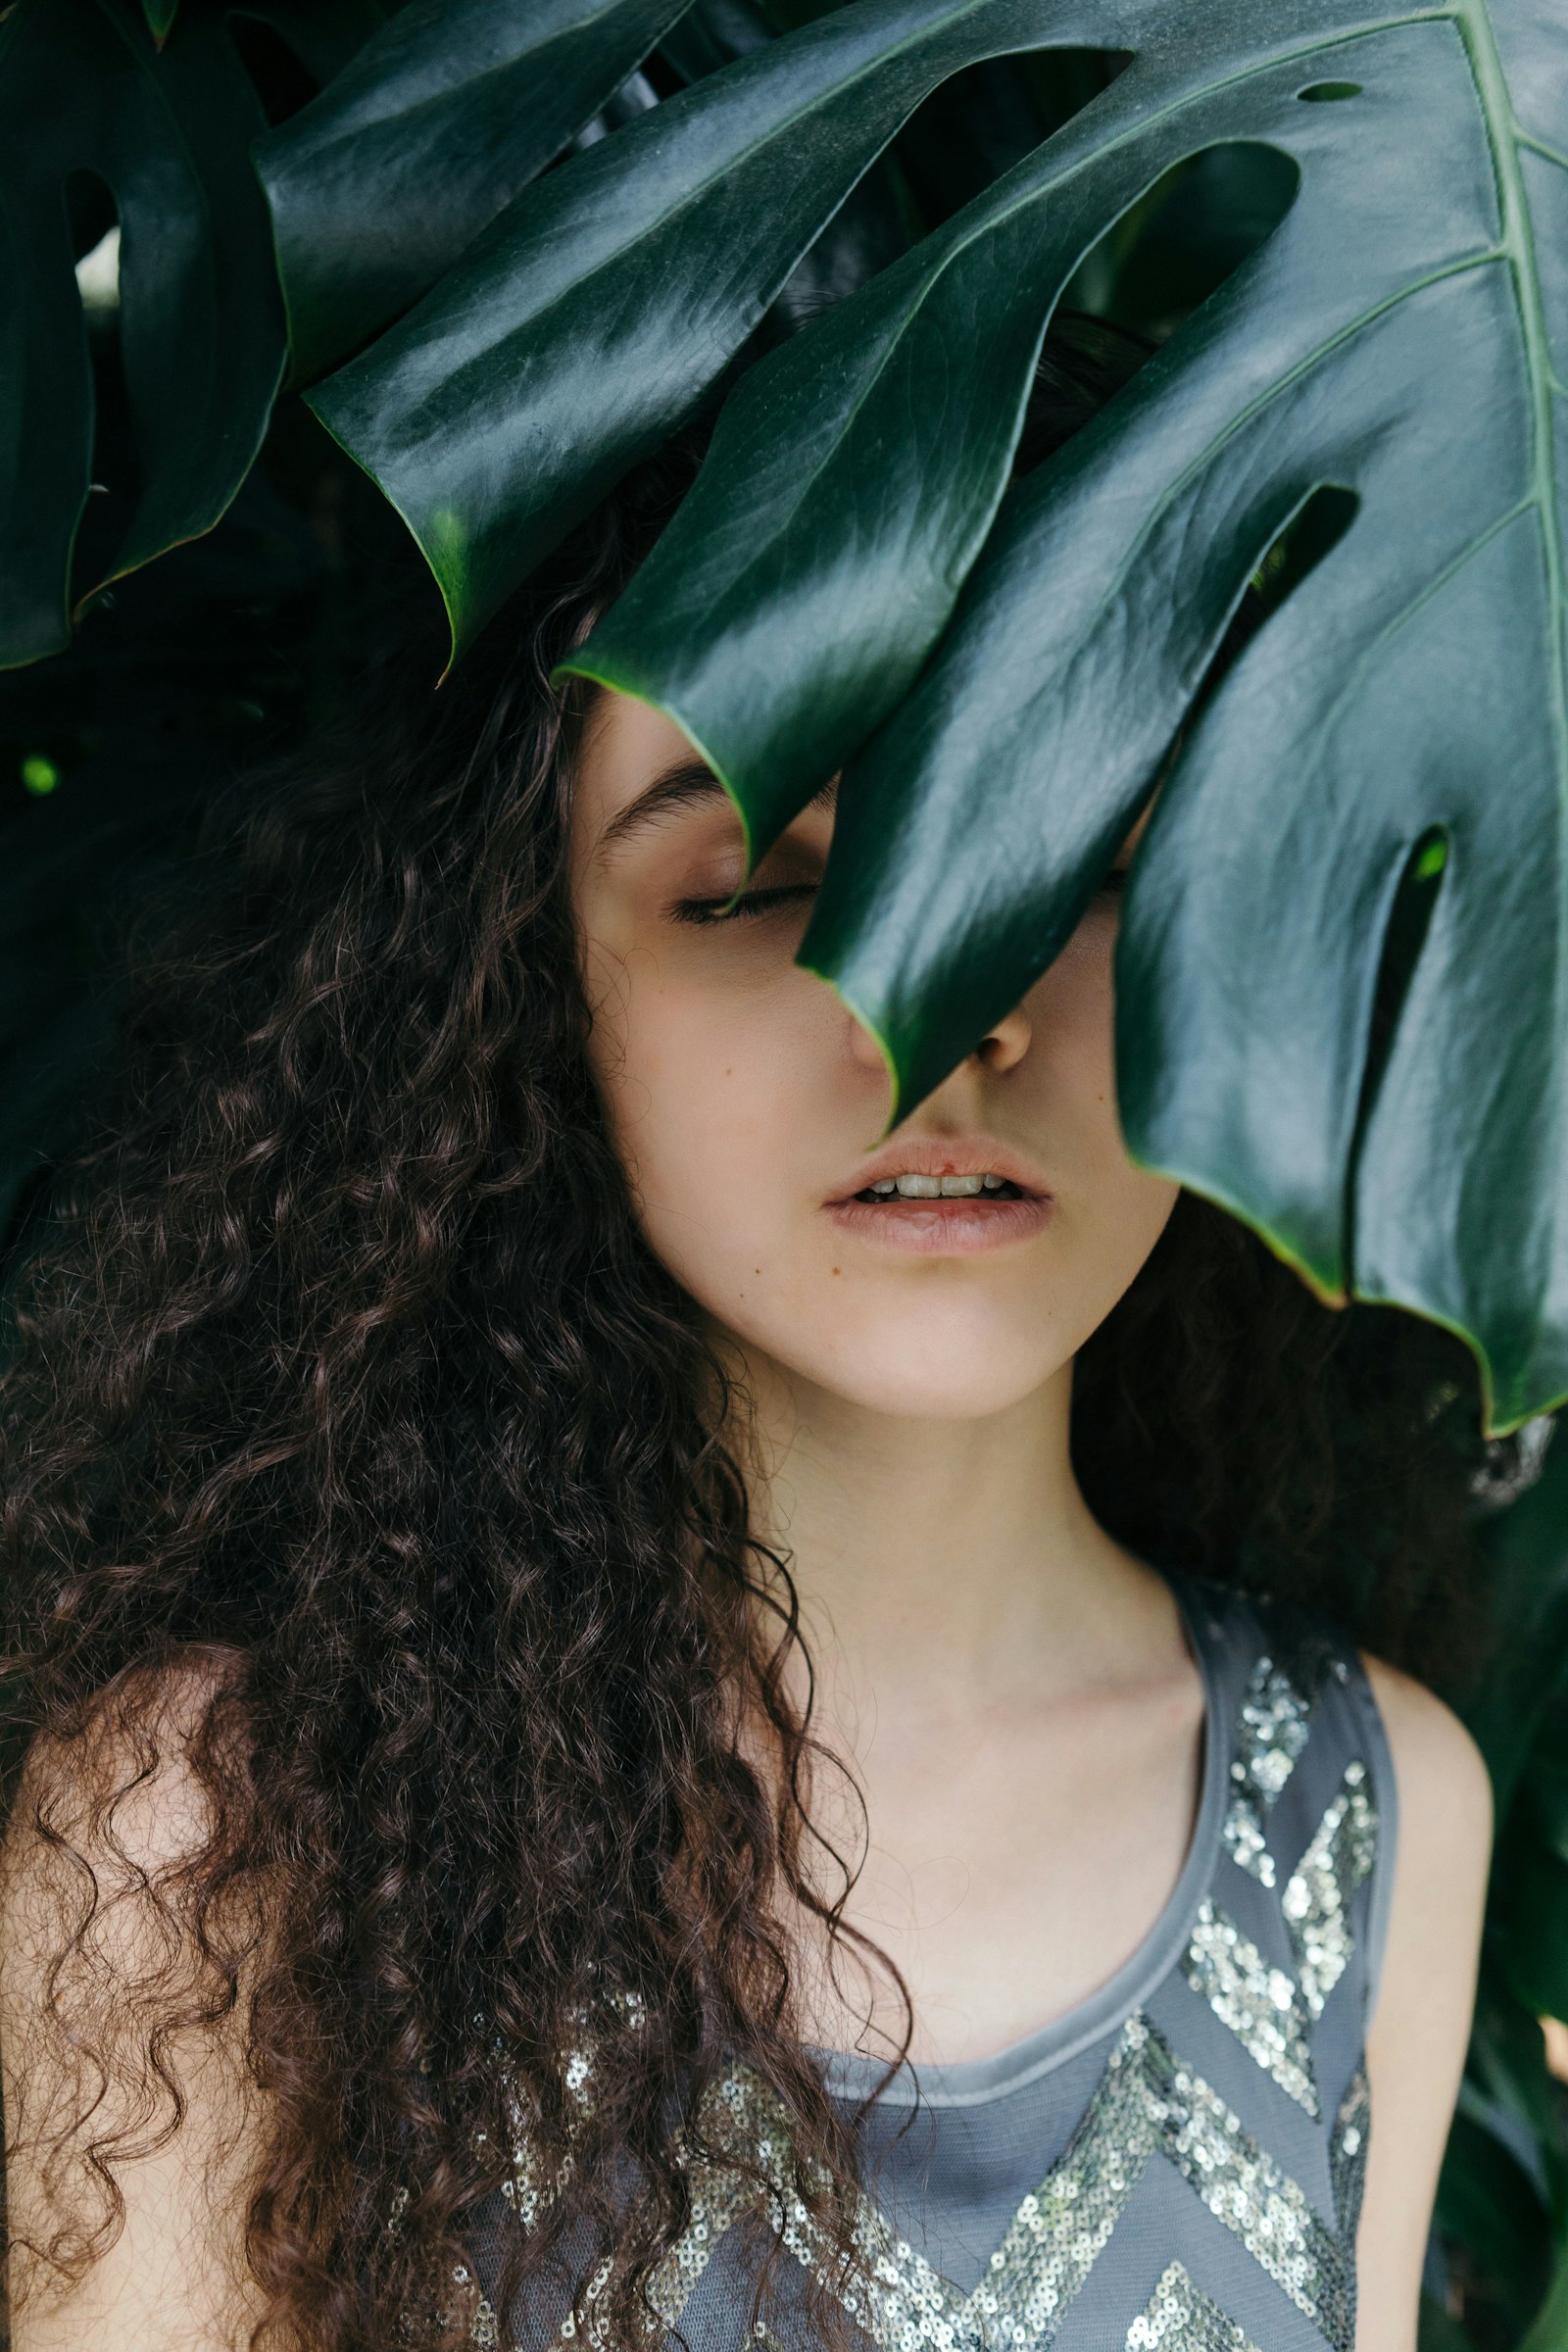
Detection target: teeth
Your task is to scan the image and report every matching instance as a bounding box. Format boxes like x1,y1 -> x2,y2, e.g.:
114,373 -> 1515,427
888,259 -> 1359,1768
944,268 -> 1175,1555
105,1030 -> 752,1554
869,1172 -> 1000,1198
859,1171 -> 1020,1203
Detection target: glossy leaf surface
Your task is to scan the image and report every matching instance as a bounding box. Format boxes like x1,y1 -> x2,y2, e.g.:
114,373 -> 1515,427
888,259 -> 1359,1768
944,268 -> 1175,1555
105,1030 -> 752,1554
255,0 -> 694,382
573,0 -> 1568,1435
303,0 -> 1085,665
0,0 -> 285,668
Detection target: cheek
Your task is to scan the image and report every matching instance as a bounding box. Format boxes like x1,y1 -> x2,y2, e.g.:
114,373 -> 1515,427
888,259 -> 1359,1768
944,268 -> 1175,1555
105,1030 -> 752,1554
582,940 -> 844,1264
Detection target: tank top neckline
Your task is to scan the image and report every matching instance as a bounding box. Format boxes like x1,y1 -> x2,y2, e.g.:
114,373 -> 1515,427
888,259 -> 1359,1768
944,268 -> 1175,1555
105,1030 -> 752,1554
806,1560 -> 1231,2110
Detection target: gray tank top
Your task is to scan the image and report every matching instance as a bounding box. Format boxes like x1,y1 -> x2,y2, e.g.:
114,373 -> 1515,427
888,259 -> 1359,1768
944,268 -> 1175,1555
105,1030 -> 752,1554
448,1570 -> 1397,2352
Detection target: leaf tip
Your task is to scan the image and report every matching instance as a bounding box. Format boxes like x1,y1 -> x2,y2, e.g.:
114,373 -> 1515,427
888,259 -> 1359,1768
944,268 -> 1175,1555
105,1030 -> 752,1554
797,950 -> 904,1133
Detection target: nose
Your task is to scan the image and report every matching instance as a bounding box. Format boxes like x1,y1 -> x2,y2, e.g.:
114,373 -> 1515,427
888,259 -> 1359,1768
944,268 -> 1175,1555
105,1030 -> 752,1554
969,998 -> 1032,1074
845,996 -> 1033,1075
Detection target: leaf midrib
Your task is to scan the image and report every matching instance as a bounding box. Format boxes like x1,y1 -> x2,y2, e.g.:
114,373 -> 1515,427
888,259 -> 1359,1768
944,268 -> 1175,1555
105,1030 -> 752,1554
1453,0 -> 1567,781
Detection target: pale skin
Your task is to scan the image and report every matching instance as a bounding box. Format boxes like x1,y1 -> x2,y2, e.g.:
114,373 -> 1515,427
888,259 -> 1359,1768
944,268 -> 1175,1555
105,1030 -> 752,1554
0,685 -> 1492,2350
568,691 -> 1493,2352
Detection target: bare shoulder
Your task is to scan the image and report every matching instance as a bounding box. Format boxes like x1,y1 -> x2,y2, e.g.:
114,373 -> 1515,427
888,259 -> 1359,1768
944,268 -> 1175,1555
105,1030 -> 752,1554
1359,1648 -> 1493,1877
1352,1654 -> 1493,2347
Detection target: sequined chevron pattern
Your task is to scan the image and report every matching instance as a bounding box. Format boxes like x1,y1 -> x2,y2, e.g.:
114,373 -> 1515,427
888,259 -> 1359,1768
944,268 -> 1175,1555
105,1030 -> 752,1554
1329,2071 -> 1371,2242
1180,1898 -> 1319,2114
1282,1764 -> 1376,2020
1184,1754 -> 1378,2117
632,2013 -> 1353,2352
1221,1652 -> 1316,1888
1127,2263 -> 1262,2352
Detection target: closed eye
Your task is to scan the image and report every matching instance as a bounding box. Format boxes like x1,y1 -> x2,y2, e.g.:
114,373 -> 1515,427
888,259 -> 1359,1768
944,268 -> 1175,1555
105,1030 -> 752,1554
673,865 -> 1125,927
671,883 -> 818,925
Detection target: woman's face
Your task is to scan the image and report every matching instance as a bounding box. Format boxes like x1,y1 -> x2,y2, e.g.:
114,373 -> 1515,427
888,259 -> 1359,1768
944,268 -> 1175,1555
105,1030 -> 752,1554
569,690 -> 1179,1418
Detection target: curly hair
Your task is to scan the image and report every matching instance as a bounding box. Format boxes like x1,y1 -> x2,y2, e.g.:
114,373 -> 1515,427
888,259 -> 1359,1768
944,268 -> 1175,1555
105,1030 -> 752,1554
0,318 -> 1522,2352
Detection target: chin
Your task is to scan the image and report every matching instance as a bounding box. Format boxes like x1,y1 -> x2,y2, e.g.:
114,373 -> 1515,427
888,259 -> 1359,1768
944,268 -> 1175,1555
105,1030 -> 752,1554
781,1327 -> 1067,1420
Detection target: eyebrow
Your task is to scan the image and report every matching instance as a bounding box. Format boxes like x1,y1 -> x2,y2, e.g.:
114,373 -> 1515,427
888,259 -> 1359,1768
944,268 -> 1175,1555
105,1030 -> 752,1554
595,757 -> 837,865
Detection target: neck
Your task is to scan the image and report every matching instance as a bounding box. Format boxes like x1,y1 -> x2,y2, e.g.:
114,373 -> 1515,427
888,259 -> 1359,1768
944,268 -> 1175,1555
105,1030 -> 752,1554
720,1338 -> 1162,1730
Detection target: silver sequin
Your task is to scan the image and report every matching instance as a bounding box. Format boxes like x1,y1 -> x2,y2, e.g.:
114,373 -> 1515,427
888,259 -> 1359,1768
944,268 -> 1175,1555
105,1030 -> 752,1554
409,1661 -> 1375,2352
1126,2261 -> 1262,2351
1282,1764 -> 1376,2021
1182,1897 -> 1319,2115
1330,2070 -> 1372,2242
1141,2025 -> 1352,2351
635,2015 -> 1352,2352
1222,1654 -> 1316,1889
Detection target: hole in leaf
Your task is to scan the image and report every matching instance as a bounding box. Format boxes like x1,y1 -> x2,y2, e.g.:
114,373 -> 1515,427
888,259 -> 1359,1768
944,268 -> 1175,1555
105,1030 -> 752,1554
893,51 -> 1134,233
1248,484 -> 1359,612
1344,824 -> 1450,1289
65,172 -> 144,594
67,173 -> 117,271
1011,310 -> 1159,475
1156,485 -> 1361,772
1298,81 -> 1362,102
74,221 -> 120,319
1064,141 -> 1299,344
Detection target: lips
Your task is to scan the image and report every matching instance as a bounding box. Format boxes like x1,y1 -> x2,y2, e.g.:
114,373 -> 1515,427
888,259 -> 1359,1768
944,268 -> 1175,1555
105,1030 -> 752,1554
824,1136 -> 1050,1206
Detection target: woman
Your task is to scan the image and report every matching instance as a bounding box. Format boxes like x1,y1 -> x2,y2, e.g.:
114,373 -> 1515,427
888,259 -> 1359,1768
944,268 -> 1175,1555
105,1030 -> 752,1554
0,324 -> 1494,2352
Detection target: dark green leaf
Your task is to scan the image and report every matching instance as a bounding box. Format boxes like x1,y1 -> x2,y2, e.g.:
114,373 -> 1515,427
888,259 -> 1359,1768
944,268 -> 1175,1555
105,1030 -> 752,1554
1526,1740 -> 1568,1869
1417,2298 -> 1477,2352
658,0 -> 772,84
142,0 -> 179,41
1503,1847 -> 1568,2025
655,0 -> 913,329
1466,1966 -> 1568,2207
254,0 -> 695,383
565,40 -> 1261,860
304,0 -> 1083,667
1520,2247 -> 1568,2352
0,0 -> 285,667
1466,1420 -> 1568,1806
1436,2111 -> 1551,2322
571,0 -> 1568,1436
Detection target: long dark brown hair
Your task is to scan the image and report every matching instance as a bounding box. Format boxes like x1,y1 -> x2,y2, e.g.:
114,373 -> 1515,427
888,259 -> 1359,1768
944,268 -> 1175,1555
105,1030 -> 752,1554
0,319 -> 1521,2352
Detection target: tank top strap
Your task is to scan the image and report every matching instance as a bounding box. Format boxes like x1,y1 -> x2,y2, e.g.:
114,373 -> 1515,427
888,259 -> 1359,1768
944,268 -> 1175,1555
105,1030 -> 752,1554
1160,1565 -> 1397,2231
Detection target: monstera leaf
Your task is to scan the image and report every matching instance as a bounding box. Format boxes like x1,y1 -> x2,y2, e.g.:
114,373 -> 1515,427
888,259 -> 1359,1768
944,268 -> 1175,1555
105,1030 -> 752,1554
0,0 -> 381,671
555,0 -> 1565,1442
0,0 -> 283,667
254,0 -> 697,382
296,0 -> 1568,1433
303,0 -> 1086,662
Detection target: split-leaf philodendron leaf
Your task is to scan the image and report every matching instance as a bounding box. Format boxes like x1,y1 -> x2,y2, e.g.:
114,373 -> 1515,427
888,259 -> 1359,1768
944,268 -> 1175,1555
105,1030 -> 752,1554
296,0 -> 1567,1435
254,0 -> 697,385
556,0 -> 1568,1441
302,0 -> 1085,665
0,0 -> 286,669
